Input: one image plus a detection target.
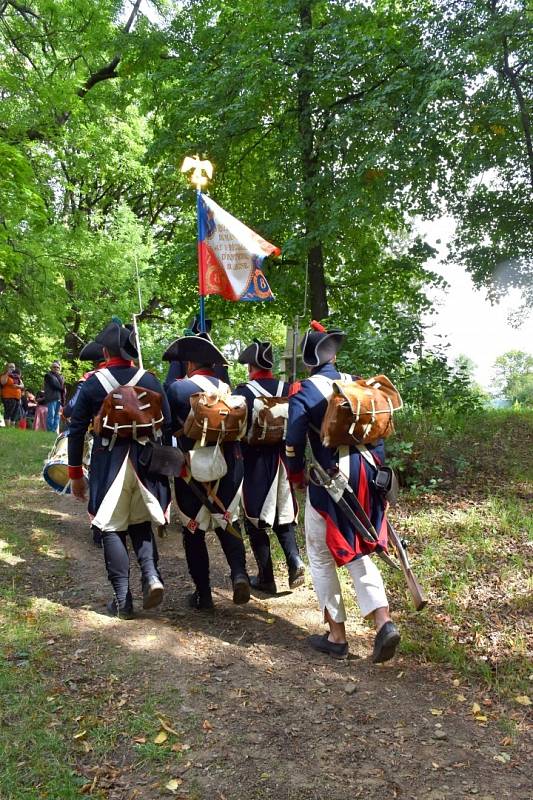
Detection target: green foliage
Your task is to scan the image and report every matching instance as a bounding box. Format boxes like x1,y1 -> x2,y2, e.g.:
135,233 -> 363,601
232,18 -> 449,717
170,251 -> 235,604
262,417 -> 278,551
0,0 -> 530,388
493,350 -> 533,406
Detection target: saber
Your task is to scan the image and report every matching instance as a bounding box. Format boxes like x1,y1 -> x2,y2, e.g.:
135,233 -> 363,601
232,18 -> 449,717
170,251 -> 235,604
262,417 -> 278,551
309,460 -> 428,611
308,460 -> 398,571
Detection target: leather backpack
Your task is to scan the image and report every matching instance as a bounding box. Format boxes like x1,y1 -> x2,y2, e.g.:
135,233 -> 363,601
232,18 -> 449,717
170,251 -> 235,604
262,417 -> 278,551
182,375 -> 247,446
319,374 -> 403,447
93,368 -> 164,448
246,380 -> 289,446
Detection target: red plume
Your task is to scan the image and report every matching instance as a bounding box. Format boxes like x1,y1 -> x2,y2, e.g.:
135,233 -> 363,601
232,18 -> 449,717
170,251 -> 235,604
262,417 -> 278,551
310,320 -> 326,333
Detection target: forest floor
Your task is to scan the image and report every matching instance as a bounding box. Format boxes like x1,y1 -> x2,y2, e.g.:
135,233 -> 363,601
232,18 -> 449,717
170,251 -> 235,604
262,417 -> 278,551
0,424 -> 531,800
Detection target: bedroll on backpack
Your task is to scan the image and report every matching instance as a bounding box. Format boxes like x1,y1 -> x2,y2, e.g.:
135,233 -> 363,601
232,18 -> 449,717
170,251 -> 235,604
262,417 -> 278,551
93,369 -> 164,448
320,375 -> 403,447
183,391 -> 248,446
248,396 -> 289,446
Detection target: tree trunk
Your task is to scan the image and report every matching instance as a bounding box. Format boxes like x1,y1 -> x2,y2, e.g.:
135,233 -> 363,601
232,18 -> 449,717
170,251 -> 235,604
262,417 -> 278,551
296,0 -> 329,320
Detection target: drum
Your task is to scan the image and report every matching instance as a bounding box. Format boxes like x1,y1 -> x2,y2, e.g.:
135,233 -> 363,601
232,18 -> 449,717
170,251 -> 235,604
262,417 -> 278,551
42,432 -> 92,494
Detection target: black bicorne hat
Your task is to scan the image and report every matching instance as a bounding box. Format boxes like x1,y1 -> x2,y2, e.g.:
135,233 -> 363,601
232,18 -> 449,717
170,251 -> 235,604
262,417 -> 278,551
95,320 -> 138,361
238,339 -> 274,370
79,340 -> 105,362
189,315 -> 212,335
162,333 -> 227,366
300,320 -> 346,368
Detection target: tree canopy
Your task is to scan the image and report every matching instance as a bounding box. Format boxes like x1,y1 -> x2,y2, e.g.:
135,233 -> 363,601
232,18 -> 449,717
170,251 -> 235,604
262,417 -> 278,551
0,0 -> 530,394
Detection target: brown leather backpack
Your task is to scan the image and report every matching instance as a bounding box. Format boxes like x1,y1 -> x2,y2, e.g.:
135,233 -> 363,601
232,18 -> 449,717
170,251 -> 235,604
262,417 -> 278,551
320,375 -> 403,447
183,391 -> 248,446
93,368 -> 164,446
246,380 -> 288,446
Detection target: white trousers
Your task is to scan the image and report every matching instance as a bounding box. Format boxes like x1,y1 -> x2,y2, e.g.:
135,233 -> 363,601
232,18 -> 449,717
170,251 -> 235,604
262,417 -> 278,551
305,494 -> 388,622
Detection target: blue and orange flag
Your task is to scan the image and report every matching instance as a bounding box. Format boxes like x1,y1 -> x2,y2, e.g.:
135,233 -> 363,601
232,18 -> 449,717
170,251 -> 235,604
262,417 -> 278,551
198,195 -> 280,302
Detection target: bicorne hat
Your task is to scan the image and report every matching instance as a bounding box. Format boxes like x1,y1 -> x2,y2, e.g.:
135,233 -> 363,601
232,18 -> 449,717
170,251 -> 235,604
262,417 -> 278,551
162,333 -> 227,366
95,320 -> 138,361
79,340 -> 105,362
300,320 -> 346,368
238,339 -> 274,370
189,315 -> 212,335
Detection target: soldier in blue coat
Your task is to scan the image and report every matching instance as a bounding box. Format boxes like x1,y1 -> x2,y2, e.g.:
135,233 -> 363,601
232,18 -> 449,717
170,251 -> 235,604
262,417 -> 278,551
163,317 -> 230,393
234,339 -> 304,594
165,334 -> 250,611
286,321 -> 400,663
68,320 -> 170,619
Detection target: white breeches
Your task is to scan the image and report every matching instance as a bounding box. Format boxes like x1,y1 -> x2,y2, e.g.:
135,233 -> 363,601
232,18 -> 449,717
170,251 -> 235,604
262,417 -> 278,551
304,494 -> 388,622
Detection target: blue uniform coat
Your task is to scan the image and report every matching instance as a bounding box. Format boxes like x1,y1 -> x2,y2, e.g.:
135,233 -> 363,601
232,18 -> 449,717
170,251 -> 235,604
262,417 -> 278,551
234,377 -> 297,528
67,365 -> 171,526
286,363 -> 387,566
167,372 -> 243,532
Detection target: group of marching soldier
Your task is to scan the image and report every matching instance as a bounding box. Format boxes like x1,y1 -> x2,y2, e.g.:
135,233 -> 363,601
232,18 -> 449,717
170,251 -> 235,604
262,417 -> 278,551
66,317 -> 401,664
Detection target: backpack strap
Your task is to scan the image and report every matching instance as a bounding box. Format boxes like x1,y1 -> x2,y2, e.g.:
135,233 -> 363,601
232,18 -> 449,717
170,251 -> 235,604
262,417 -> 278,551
190,374 -> 222,393
94,368 -> 120,394
126,368 -> 146,388
308,374 -> 334,399
275,381 -> 284,397
247,380 -> 273,398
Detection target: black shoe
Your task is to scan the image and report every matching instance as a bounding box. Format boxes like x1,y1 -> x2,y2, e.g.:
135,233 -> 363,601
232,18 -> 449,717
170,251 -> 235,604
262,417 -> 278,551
106,598 -> 134,620
288,562 -> 305,589
232,574 -> 251,605
142,576 -> 164,610
307,633 -> 349,660
188,590 -> 214,611
372,621 -> 401,663
250,575 -> 277,595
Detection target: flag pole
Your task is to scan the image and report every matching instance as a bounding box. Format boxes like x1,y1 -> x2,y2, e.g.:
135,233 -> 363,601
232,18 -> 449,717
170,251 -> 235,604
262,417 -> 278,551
181,155 -> 214,335
197,187 -> 206,333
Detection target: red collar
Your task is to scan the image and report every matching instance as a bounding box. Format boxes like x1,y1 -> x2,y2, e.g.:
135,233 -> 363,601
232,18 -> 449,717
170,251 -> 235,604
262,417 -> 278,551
249,369 -> 273,380
104,357 -> 134,368
189,368 -> 215,377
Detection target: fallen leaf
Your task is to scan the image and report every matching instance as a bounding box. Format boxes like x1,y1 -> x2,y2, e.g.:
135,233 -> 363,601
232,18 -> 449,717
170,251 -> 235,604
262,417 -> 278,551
396,671 -> 404,679
500,737 -> 513,746
165,778 -> 183,793
452,679 -> 460,687
493,753 -> 511,763
456,694 -> 466,702
154,731 -> 169,745
158,718 -> 180,736
73,730 -> 87,740
474,715 -> 488,722
471,702 -> 481,715
260,773 -> 270,780
265,618 -> 275,624
514,695 -> 531,706
171,742 -> 191,752
430,708 -> 443,716
202,720 -> 213,731
133,736 -> 147,744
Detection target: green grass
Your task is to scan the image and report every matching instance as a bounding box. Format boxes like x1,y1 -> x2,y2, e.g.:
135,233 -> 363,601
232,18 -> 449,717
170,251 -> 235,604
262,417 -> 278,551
273,409 -> 533,700
0,429 -> 191,799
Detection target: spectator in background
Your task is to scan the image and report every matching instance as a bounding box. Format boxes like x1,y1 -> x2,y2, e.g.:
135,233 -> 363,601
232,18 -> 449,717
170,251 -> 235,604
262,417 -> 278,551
22,389 -> 37,429
33,390 -> 48,431
1,362 -> 23,427
44,360 -> 65,433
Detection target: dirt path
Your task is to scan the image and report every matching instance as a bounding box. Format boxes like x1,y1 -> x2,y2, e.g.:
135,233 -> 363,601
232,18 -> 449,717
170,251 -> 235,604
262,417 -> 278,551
11,482 -> 532,800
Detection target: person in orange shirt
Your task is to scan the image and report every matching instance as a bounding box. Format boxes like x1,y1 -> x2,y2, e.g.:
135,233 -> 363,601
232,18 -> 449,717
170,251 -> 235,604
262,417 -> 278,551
1,363 -> 24,427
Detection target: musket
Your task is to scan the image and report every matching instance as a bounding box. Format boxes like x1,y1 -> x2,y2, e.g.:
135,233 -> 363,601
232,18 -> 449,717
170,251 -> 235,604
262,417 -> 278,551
386,520 -> 428,611
308,460 -> 427,611
183,476 -> 243,541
